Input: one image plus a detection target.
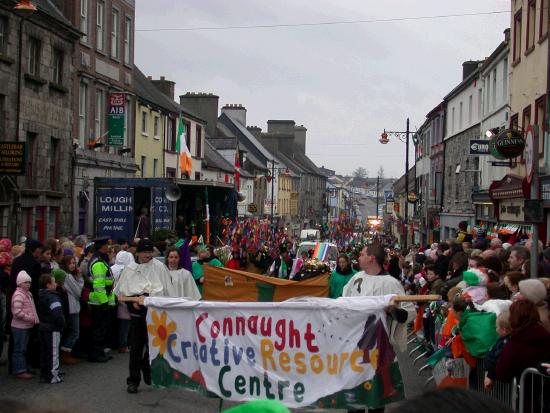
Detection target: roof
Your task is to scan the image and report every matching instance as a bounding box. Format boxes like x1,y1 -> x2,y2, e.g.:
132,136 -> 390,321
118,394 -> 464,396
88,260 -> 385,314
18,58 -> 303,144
35,0 -> 73,27
203,140 -> 234,173
208,137 -> 237,150
444,62 -> 484,102
134,67 -> 179,114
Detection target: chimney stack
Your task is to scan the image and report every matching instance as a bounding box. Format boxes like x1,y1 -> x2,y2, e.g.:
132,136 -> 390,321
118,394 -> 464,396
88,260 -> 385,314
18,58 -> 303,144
293,125 -> 307,154
221,104 -> 247,126
152,76 -> 175,100
462,60 -> 481,80
247,126 -> 262,139
179,92 -> 220,138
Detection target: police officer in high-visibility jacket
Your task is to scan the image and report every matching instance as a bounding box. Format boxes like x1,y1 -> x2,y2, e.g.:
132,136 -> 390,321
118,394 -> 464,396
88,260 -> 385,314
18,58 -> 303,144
88,236 -> 114,362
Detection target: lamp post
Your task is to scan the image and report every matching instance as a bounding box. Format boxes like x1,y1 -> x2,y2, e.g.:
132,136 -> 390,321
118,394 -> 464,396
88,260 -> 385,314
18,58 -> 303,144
380,118 -> 411,248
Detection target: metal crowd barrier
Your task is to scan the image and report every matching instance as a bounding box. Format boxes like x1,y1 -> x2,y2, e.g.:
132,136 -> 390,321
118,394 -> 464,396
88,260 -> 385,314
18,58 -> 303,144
474,359 -> 518,410
518,367 -> 550,413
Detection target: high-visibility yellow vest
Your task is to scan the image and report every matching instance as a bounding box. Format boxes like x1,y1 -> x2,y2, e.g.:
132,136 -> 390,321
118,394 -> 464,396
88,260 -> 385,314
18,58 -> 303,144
88,257 -> 114,306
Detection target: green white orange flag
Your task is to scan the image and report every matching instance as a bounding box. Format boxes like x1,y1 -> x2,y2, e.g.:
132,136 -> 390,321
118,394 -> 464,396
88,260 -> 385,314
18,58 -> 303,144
177,117 -> 192,176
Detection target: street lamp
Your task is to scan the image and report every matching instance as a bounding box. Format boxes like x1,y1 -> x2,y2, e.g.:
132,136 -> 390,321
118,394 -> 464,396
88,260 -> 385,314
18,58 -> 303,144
379,118 -> 412,248
14,0 -> 37,142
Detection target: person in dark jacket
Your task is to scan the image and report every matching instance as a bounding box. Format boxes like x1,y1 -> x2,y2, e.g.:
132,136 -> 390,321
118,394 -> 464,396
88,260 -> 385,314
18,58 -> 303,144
496,299 -> 550,382
484,311 -> 511,389
37,274 -> 66,384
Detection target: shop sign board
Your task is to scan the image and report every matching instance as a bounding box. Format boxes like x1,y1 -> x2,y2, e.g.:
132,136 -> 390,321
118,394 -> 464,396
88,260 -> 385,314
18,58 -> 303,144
499,198 -> 525,222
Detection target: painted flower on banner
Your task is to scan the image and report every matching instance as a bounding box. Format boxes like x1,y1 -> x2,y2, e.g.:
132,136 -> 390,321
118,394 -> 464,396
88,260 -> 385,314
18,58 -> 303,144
147,310 -> 177,355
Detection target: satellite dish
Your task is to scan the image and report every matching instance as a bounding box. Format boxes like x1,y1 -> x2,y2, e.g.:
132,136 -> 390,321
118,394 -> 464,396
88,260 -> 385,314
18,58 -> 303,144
237,192 -> 246,202
165,184 -> 182,202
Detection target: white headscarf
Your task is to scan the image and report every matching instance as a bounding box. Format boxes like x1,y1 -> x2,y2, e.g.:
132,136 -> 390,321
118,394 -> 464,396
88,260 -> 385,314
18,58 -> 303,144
111,251 -> 135,281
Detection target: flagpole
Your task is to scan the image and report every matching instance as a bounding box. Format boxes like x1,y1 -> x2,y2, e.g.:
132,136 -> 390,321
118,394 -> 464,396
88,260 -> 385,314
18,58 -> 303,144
205,187 -> 210,245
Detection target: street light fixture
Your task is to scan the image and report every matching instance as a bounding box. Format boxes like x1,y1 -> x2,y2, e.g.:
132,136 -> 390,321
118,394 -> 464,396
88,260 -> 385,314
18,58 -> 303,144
379,118 -> 412,248
14,0 -> 37,17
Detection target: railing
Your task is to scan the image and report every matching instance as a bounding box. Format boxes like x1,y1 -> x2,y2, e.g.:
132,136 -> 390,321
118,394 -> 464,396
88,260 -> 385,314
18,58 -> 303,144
518,367 -> 550,413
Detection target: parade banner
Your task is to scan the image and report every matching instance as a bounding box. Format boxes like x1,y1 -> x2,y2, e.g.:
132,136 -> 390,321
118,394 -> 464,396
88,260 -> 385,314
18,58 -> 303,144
146,296 -> 404,409
203,265 -> 329,302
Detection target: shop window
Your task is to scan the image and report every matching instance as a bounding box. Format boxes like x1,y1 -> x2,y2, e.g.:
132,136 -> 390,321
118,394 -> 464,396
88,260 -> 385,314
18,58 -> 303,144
513,9 -> 522,62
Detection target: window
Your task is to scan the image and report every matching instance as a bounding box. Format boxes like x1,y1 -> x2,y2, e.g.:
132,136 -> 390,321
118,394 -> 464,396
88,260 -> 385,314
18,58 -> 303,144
535,96 -> 546,153
0,16 -> 7,55
168,118 -> 176,151
166,167 -> 176,178
111,9 -> 119,58
522,105 -> 532,130
511,113 -> 519,130
153,158 -> 158,177
52,49 -> 63,84
451,107 -> 455,133
153,116 -> 159,137
185,121 -> 191,150
27,37 -> 40,76
50,138 -> 59,190
140,156 -> 146,177
80,0 -> 88,42
486,74 -> 491,113
95,89 -> 105,142
26,132 -> 37,188
513,9 -> 522,62
459,102 -> 463,130
492,68 -> 497,109
96,1 -> 105,51
503,57 -> 508,99
196,125 -> 202,157
78,82 -> 88,146
468,94 -> 473,124
124,17 -> 132,65
123,95 -> 130,148
541,0 -> 548,39
527,0 -> 536,51
478,88 -> 482,118
141,111 -> 147,135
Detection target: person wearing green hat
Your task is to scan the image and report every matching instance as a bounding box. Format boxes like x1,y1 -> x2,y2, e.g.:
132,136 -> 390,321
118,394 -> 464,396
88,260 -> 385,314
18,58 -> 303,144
223,400 -> 291,413
192,245 -> 224,294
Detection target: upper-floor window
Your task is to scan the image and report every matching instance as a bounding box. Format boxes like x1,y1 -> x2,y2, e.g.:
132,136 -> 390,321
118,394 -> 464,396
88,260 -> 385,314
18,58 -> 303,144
52,49 -> 63,84
492,68 -> 497,108
503,57 -> 508,99
0,16 -> 7,55
111,9 -> 119,59
96,1 -> 105,51
124,17 -> 132,65
153,116 -> 159,138
80,0 -> 88,43
459,102 -> 463,130
527,0 -> 536,51
78,81 -> 88,146
26,132 -> 37,188
513,9 -> 522,62
196,125 -> 202,157
468,94 -> 473,124
27,37 -> 40,76
141,110 -> 147,135
541,0 -> 548,39
451,107 -> 455,134
50,137 -> 59,190
95,89 -> 105,142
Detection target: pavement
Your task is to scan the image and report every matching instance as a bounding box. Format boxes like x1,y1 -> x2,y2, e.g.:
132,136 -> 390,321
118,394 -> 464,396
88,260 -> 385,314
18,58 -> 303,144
0,345 -> 431,413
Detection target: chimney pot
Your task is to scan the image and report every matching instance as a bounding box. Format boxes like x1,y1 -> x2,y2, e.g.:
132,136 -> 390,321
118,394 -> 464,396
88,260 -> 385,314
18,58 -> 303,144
147,75 -> 152,80
160,76 -> 165,80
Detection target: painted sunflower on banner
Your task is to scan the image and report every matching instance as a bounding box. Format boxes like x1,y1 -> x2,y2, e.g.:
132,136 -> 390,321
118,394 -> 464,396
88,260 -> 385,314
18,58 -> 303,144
148,310 -> 177,356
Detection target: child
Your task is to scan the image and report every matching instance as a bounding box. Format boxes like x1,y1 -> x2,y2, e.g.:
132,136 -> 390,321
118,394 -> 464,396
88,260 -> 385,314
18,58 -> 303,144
484,311 -> 511,389
59,255 -> 84,364
425,264 -> 444,295
10,270 -> 39,379
503,271 -> 525,300
37,274 -> 65,384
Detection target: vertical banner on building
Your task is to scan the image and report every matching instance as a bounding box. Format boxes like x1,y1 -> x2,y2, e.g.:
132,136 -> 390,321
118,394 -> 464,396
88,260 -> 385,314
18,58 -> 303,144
108,93 -> 126,146
95,187 -> 133,240
152,187 -> 174,232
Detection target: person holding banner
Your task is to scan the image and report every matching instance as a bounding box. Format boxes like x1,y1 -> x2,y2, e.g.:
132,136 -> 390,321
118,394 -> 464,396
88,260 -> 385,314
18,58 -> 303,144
113,239 -> 174,394
165,247 -> 201,300
343,243 -> 416,413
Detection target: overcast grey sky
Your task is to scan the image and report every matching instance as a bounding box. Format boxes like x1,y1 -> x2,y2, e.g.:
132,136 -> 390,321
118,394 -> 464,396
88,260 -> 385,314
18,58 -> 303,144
135,0 -> 510,178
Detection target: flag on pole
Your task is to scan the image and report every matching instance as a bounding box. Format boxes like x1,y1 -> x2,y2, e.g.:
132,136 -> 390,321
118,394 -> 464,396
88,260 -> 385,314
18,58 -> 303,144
234,145 -> 241,191
176,118 -> 192,177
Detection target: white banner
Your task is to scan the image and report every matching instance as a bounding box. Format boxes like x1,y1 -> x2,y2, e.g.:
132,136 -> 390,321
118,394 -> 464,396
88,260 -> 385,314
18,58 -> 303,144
145,296 -> 404,408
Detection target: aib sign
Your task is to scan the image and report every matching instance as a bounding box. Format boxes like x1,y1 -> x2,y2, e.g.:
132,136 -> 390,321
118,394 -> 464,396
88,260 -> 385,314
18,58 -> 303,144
108,93 -> 126,146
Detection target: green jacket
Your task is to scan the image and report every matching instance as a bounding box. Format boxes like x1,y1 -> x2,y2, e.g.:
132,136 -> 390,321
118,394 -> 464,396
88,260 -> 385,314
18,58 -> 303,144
88,256 -> 115,306
192,257 -> 224,294
329,268 -> 357,298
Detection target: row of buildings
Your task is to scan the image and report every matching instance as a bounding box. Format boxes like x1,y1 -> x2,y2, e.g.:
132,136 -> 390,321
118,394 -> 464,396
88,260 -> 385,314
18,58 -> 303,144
390,0 -> 550,247
0,0 -> 331,242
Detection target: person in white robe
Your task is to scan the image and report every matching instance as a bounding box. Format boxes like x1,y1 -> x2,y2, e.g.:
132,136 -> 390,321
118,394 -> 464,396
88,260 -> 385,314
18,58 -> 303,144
165,247 -> 201,300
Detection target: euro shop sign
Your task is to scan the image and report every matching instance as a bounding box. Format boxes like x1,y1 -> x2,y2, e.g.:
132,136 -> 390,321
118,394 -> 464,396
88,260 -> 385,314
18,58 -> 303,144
494,129 -> 525,159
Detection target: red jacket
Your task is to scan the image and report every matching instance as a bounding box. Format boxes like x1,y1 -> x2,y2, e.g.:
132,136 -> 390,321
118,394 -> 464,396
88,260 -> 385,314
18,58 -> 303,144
496,323 -> 550,381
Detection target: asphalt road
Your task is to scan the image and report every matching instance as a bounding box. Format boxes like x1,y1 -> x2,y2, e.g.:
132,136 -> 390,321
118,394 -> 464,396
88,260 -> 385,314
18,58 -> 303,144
0,345 -> 431,413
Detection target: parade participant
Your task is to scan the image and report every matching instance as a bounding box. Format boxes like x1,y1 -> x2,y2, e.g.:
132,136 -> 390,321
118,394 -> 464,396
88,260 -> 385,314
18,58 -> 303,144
226,244 -> 244,270
192,244 -> 224,293
252,244 -> 273,274
37,274 -> 65,384
343,244 -> 415,413
87,236 -> 114,363
291,250 -> 309,278
165,247 -> 201,299
113,239 -> 174,394
111,250 -> 135,353
10,271 -> 39,379
269,244 -> 293,279
329,254 -> 357,298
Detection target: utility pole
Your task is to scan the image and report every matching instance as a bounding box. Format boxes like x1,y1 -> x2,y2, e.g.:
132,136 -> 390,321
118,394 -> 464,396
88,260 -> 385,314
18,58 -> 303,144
404,118 -> 410,249
375,175 -> 380,221
270,159 -> 275,234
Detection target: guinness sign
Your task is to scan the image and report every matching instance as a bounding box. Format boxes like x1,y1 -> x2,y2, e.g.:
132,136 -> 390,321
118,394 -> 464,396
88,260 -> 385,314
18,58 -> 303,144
494,129 -> 525,159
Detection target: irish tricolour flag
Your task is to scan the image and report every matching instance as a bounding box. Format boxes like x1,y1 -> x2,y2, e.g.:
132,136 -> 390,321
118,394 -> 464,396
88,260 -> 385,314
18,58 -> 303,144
177,118 -> 192,176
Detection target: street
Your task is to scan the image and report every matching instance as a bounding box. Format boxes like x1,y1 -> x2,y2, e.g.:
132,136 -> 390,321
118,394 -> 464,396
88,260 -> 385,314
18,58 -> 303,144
0,348 -> 430,412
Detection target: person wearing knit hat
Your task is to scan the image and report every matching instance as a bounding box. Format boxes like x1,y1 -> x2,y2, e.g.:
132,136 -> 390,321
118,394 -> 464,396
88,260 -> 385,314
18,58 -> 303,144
11,270 -> 39,379
52,268 -> 67,285
223,400 -> 291,413
519,279 -> 550,332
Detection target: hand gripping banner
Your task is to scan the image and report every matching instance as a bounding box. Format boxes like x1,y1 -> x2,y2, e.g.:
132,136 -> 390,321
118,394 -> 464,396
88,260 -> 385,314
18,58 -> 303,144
145,296 -> 405,409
